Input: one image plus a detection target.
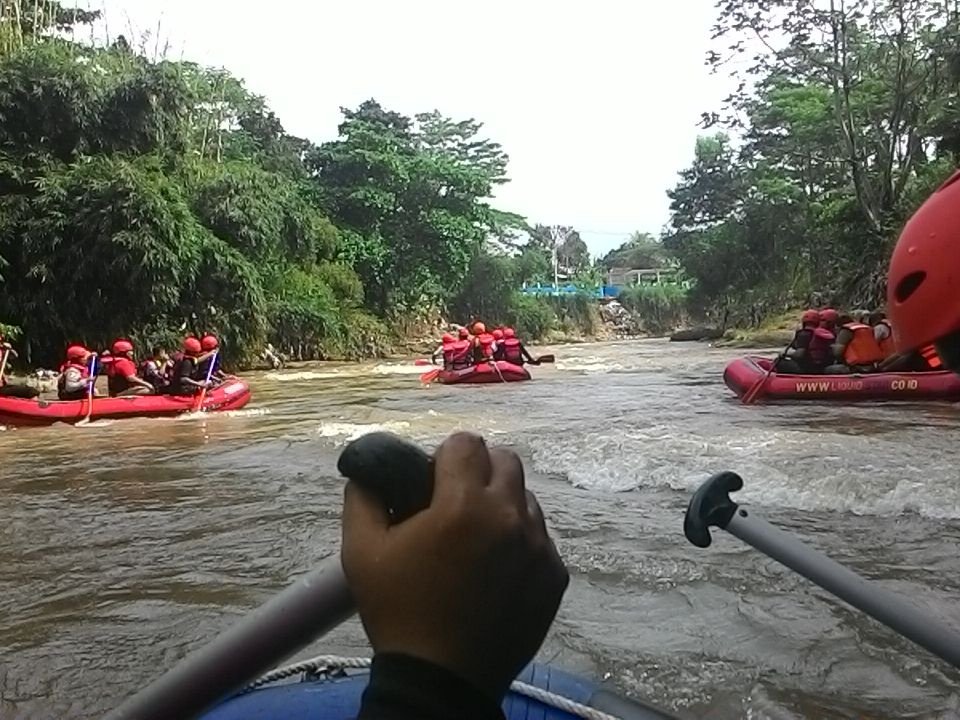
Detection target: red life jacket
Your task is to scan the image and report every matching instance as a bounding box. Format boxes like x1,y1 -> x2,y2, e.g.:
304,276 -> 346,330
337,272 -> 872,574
441,343 -> 455,368
58,360 -> 89,377
476,333 -> 495,361
808,328 -> 834,367
919,344 -> 943,370
501,337 -> 523,364
451,340 -> 472,369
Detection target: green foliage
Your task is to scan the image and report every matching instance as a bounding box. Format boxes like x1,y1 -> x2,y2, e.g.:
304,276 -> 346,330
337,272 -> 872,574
671,0 -> 960,323
506,294 -> 556,340
598,232 -> 670,270
617,285 -> 687,335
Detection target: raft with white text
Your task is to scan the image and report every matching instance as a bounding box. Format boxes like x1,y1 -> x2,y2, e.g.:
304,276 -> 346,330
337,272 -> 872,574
724,356 -> 960,402
437,360 -> 531,384
200,658 -> 675,720
0,377 -> 252,426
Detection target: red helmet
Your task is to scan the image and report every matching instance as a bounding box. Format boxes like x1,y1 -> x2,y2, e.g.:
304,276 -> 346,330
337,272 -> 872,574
504,328 -> 516,339
493,329 -> 504,340
441,333 -> 455,344
111,339 -> 134,355
66,344 -> 89,361
473,322 -> 486,335
201,335 -> 219,351
819,308 -> 839,324
458,327 -> 470,339
801,309 -> 820,325
183,337 -> 202,355
888,170 -> 960,352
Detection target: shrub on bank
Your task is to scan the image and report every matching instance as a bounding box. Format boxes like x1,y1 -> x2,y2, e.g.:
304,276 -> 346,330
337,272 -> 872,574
617,285 -> 687,335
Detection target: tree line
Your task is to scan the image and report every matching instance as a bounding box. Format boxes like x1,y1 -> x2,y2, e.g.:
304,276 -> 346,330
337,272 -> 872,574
662,0 -> 960,327
0,1 -> 632,367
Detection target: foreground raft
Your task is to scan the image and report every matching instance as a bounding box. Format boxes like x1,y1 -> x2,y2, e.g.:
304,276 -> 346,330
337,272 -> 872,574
437,360 -> 531,385
724,356 -> 960,402
0,377 -> 252,426
201,660 -> 674,720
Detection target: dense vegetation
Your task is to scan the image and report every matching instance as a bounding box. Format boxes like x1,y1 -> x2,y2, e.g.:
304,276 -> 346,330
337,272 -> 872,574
0,1 -> 614,367
663,0 -> 960,327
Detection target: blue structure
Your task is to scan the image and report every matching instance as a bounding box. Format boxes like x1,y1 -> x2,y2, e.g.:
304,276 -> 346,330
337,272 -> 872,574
520,283 -> 620,299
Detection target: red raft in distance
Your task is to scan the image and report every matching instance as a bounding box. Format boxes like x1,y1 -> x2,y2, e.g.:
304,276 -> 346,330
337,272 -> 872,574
437,360 -> 531,385
723,356 -> 960,402
0,377 -> 252,426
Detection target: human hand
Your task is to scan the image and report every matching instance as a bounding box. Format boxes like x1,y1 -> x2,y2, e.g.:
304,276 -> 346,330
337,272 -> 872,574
341,431 -> 568,703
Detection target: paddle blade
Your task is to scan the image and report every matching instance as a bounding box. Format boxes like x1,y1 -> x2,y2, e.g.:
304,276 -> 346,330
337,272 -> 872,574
419,369 -> 440,384
536,354 -> 555,364
414,359 -> 432,366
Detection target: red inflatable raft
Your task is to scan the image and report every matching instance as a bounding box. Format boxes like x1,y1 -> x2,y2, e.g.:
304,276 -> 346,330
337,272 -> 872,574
724,356 -> 960,402
437,361 -> 531,385
0,377 -> 252,426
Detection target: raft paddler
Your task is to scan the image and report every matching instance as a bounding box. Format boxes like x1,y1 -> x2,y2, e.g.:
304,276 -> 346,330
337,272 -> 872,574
195,335 -> 226,384
500,327 -> 538,367
342,431 -> 568,720
57,345 -> 96,401
450,328 -> 473,370
106,339 -> 155,396
887,169 -> 960,375
471,322 -> 496,363
165,337 -> 209,396
431,333 -> 456,369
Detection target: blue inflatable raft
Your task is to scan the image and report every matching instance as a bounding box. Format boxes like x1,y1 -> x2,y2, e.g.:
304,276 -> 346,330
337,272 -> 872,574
200,657 -> 674,720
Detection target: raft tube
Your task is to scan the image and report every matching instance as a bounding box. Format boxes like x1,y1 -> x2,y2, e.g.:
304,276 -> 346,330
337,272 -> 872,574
438,361 -> 531,385
0,377 -> 252,426
201,662 -> 674,720
724,356 -> 960,402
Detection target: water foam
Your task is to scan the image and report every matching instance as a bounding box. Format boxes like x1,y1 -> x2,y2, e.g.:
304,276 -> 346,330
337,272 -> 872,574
315,420 -> 412,444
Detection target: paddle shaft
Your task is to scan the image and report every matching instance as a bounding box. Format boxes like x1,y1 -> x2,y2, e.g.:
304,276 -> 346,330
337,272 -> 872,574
741,357 -> 778,404
0,348 -> 9,384
104,558 -> 354,720
193,350 -> 219,412
727,506 -> 960,669
79,354 -> 98,424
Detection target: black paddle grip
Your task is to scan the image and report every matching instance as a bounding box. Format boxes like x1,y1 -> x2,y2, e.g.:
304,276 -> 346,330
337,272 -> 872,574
337,432 -> 435,523
683,471 -> 743,548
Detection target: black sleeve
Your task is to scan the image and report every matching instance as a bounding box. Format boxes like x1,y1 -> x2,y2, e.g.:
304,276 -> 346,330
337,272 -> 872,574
358,653 -> 506,720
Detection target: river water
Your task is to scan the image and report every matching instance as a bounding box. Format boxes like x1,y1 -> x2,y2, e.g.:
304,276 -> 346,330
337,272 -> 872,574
2,339 -> 959,719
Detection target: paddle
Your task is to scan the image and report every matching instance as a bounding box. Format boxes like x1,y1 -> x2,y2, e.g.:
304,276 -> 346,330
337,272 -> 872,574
75,353 -> 98,426
192,350 -> 219,412
741,355 -> 779,404
685,471 -> 960,670
414,358 -> 432,366
104,432 -> 434,720
419,368 -> 440,384
534,354 -> 554,365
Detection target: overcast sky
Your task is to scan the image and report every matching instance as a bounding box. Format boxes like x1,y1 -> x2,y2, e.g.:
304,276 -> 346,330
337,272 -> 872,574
90,0 -> 733,257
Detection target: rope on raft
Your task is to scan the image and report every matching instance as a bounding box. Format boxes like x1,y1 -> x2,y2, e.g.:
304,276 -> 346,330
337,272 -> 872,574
242,654 -> 623,720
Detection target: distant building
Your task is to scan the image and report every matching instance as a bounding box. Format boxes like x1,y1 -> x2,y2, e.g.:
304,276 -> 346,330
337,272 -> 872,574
605,267 -> 680,287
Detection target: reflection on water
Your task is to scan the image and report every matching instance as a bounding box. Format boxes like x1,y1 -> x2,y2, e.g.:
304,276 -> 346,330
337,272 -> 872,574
2,339 -> 960,718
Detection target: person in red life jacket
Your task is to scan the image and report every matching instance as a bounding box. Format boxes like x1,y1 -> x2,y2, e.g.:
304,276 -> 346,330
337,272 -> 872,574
825,313 -> 886,374
0,336 -> 40,398
491,328 -> 505,361
138,346 -> 170,391
884,169 -> 960,376
500,327 -> 537,367
57,345 -> 96,401
106,339 -> 154,396
165,337 -> 209,396
431,333 -> 456,369
449,328 -> 473,370
818,307 -> 839,336
775,310 -> 826,374
471,322 -> 496,363
194,334 -> 226,384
